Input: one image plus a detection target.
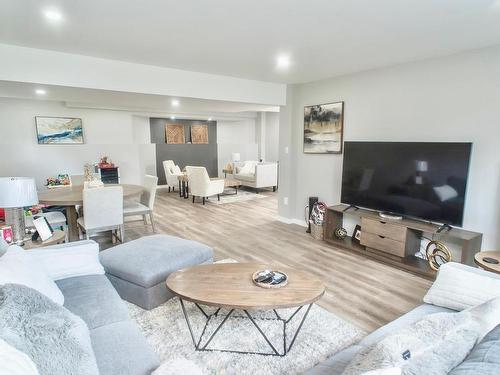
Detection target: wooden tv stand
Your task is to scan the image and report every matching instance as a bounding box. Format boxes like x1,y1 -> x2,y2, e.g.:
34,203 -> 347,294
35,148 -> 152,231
324,204 -> 482,279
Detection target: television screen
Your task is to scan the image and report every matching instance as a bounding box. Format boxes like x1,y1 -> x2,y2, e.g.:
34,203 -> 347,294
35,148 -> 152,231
341,142 -> 472,226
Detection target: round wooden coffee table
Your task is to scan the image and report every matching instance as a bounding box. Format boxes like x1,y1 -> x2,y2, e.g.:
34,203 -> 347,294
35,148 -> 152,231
166,262 -> 325,356
474,251 -> 500,274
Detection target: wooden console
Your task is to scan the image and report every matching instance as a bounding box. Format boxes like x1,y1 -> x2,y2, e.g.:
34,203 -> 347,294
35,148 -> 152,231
325,204 -> 483,279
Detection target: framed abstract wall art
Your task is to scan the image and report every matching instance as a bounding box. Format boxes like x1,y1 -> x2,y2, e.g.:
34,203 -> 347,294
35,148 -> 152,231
303,101 -> 344,154
35,116 -> 84,144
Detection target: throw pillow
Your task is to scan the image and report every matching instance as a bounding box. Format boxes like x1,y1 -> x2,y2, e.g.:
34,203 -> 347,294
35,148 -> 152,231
25,241 -> 104,281
239,161 -> 256,175
449,324 -> 500,374
0,245 -> 64,305
0,337 -> 39,375
342,312 -> 479,375
433,185 -> 459,202
423,263 -> 500,311
0,284 -> 99,375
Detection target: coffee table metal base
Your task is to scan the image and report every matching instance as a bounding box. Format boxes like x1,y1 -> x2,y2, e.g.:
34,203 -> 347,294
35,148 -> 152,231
179,299 -> 313,357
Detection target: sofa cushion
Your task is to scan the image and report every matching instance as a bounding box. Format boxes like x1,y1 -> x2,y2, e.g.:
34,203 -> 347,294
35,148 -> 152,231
449,324 -> 500,374
305,344 -> 364,375
90,320 -> 160,375
99,234 -> 213,288
56,275 -> 129,330
235,173 -> 256,182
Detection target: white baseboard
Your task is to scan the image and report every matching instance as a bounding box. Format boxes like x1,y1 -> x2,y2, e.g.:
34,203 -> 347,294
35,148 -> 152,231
277,216 -> 308,227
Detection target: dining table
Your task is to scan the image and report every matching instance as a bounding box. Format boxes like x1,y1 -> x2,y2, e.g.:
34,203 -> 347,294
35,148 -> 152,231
37,184 -> 144,242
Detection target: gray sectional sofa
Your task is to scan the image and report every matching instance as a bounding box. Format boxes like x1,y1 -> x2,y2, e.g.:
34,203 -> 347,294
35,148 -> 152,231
306,263 -> 500,374
43,240 -> 160,375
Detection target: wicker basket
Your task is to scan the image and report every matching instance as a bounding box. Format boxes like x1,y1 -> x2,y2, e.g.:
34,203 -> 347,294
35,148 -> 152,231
310,222 -> 324,240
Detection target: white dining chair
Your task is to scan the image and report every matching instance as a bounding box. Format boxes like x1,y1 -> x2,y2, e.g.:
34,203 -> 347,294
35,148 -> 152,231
77,186 -> 124,242
186,166 -> 225,205
123,175 -> 158,232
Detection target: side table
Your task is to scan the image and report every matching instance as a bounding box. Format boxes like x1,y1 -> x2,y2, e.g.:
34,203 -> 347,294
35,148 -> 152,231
23,229 -> 66,250
474,251 -> 500,274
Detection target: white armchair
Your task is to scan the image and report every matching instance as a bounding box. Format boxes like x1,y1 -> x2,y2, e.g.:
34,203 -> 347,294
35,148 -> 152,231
186,166 -> 225,205
162,160 -> 183,193
233,161 -> 278,191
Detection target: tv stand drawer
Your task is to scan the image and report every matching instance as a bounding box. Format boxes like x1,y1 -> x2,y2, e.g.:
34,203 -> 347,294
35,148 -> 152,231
360,232 -> 407,257
361,218 -> 406,242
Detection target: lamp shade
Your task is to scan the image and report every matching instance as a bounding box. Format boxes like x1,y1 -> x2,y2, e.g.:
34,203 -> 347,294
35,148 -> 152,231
231,153 -> 241,162
416,160 -> 428,172
0,177 -> 39,208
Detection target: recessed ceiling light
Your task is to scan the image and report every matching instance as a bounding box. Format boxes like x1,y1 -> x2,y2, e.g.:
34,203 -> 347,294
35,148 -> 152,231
276,54 -> 291,70
208,117 -> 213,121
171,99 -> 180,107
43,9 -> 63,22
35,89 -> 46,95
170,116 -> 176,120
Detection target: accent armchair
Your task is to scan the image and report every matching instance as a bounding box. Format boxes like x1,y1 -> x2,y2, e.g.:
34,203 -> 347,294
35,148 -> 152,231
185,166 -> 225,205
162,160 -> 183,193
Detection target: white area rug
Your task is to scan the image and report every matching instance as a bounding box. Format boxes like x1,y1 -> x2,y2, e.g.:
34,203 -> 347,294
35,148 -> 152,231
206,189 -> 268,205
127,298 -> 364,374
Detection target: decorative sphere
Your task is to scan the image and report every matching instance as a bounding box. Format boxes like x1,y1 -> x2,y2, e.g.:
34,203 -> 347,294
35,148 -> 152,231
334,227 -> 348,240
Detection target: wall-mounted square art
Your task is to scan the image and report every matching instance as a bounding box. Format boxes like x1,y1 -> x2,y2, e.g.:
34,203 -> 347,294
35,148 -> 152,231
35,116 -> 84,144
190,124 -> 209,144
165,124 -> 185,144
303,101 -> 344,154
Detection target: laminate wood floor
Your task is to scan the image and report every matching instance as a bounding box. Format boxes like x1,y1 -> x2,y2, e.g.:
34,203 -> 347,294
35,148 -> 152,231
122,188 -> 432,333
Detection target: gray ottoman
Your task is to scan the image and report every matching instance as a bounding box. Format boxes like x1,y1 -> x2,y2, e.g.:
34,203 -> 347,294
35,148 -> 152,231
99,234 -> 213,310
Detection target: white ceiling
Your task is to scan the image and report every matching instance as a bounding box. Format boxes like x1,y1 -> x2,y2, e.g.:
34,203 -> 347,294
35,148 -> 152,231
0,81 -> 279,118
1,0 -> 500,83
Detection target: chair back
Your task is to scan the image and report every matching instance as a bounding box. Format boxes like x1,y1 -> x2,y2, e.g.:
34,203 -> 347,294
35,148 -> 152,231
185,166 -> 210,196
83,186 -> 123,230
163,160 -> 175,176
140,175 -> 158,210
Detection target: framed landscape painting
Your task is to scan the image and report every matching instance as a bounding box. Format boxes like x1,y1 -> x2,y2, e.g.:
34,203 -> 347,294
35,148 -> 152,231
303,101 -> 344,154
35,116 -> 84,144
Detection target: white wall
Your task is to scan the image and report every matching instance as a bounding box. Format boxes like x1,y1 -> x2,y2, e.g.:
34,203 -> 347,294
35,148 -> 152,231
279,45 -> 500,249
265,112 -> 280,162
0,44 -> 286,105
0,98 -> 155,187
216,118 -> 259,176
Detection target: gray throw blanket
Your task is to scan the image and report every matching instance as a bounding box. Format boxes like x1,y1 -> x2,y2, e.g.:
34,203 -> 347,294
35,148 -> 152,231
0,283 -> 99,375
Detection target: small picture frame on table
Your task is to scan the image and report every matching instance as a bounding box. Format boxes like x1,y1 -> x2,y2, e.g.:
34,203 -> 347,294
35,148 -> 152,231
352,225 -> 362,244
32,216 -> 54,242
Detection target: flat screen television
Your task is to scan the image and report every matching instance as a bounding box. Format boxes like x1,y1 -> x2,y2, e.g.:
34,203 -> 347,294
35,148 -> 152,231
341,142 -> 472,226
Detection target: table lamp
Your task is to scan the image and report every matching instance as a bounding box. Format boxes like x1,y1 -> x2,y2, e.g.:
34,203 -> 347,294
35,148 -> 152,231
232,153 -> 241,163
0,177 -> 39,245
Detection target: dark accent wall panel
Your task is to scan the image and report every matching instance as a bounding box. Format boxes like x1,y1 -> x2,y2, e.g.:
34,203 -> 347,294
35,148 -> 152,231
150,118 -> 218,185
